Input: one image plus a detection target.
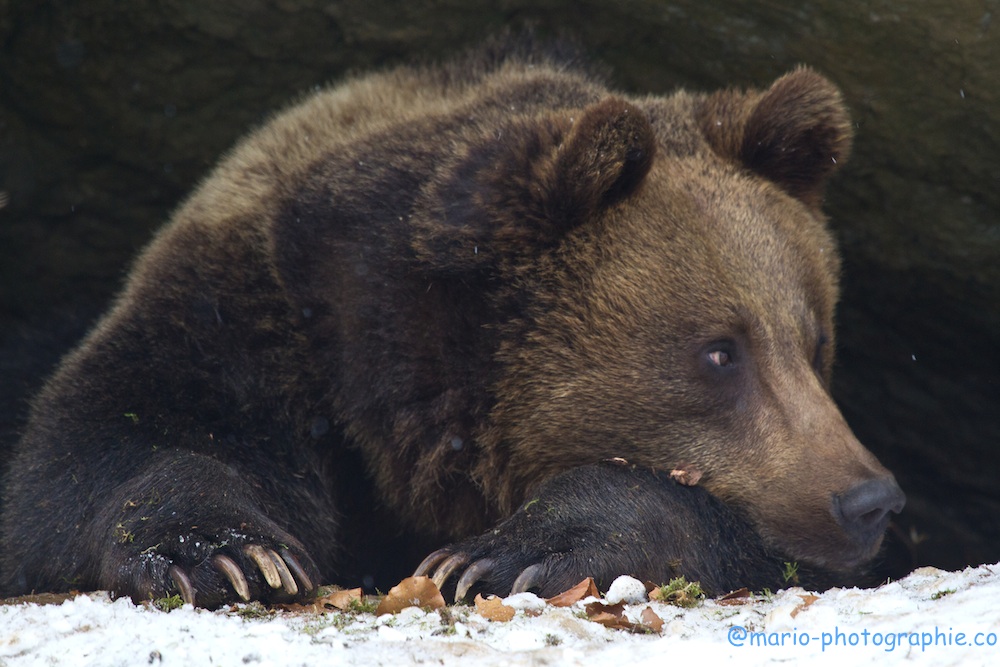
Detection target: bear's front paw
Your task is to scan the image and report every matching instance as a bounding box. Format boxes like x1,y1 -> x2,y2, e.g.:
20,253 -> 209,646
413,462 -> 796,602
415,543 -> 562,603
106,528 -> 318,608
166,542 -> 315,607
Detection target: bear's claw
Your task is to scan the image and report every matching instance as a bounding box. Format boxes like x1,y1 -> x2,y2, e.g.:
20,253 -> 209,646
278,549 -> 314,594
415,546 -> 549,602
419,554 -> 564,602
168,565 -> 196,605
455,558 -> 495,602
413,548 -> 450,578
213,553 -> 250,601
413,548 -> 469,600
415,549 -> 501,602
430,553 -> 469,592
160,543 -> 314,607
244,544 -> 283,590
510,563 -> 544,595
415,547 -> 538,603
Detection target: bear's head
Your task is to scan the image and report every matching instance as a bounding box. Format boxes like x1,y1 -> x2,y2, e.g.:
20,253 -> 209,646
416,68 -> 903,573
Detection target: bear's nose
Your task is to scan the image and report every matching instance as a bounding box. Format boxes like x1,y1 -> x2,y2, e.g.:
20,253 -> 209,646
832,477 -> 906,544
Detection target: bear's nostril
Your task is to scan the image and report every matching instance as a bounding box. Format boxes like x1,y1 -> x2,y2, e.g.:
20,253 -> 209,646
833,477 -> 906,542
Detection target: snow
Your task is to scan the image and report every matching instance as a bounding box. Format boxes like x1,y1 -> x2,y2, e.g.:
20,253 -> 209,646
2,564 -> 999,666
604,574 -> 650,605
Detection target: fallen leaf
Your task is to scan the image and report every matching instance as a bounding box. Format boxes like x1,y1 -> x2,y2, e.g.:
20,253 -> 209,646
588,610 -> 622,628
324,588 -> 364,611
669,463 -> 703,486
375,576 -> 445,615
716,587 -> 753,606
474,594 -> 516,622
277,587 -> 363,613
545,578 -> 600,607
585,600 -> 627,628
584,600 -> 663,634
790,593 -> 819,618
639,606 -> 664,632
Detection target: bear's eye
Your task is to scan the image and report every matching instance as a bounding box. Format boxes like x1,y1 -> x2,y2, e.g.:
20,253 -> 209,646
707,350 -> 730,367
707,348 -> 734,368
700,340 -> 740,376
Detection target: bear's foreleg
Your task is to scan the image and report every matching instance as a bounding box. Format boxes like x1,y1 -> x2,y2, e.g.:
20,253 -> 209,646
86,451 -> 320,608
417,462 -> 797,601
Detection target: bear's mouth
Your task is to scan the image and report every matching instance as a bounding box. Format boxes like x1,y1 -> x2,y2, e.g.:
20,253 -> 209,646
750,476 -> 905,573
828,476 -> 906,565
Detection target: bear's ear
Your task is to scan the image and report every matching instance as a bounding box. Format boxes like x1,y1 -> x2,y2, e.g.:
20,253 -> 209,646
553,98 -> 657,215
413,97 -> 655,270
699,67 -> 852,207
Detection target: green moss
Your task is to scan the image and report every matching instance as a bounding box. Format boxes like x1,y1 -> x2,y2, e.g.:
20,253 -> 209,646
153,594 -> 184,612
347,596 -> 380,614
232,601 -> 275,620
655,576 -> 704,608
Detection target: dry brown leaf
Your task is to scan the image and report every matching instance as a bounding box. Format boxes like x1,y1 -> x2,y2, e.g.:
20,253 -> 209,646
716,587 -> 753,606
790,593 -> 820,618
585,600 -> 627,628
374,576 -> 445,615
545,578 -> 600,607
668,463 -> 703,486
584,600 -> 663,634
639,606 -> 664,633
325,588 -> 364,610
276,587 -> 364,613
474,594 -> 516,622
588,611 -> 623,628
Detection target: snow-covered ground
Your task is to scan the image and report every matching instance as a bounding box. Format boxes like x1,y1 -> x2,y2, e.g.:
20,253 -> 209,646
2,563 -> 998,667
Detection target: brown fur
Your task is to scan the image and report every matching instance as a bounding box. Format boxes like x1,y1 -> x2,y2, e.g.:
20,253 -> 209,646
1,41 -> 901,606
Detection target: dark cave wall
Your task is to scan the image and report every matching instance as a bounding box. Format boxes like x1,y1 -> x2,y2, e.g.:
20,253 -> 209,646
1,0 -> 997,575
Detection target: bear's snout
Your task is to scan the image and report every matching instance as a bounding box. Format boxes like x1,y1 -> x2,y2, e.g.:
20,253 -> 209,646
832,476 -> 906,551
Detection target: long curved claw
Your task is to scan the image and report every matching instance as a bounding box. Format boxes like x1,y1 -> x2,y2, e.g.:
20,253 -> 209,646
413,549 -> 450,577
244,544 -> 282,589
265,549 -> 297,596
510,563 -> 544,595
455,558 -> 495,602
279,549 -> 313,594
431,553 -> 469,592
212,553 -> 250,601
169,565 -> 196,606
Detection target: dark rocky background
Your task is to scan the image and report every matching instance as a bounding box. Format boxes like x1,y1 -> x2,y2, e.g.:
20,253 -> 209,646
1,1 -> 997,579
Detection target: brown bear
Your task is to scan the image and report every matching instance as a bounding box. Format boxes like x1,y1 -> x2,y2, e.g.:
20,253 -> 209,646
0,38 -> 903,607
